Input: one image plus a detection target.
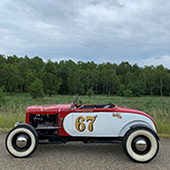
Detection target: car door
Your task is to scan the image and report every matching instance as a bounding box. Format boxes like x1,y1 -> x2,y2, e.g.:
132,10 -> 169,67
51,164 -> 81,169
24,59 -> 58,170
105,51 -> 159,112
63,108 -> 124,137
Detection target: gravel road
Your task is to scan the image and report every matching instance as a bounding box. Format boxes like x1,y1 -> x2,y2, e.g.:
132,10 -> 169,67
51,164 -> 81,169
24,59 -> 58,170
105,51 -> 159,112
0,133 -> 169,170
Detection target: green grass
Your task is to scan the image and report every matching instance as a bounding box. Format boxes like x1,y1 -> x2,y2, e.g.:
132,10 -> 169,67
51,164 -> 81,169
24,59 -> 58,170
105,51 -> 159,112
0,94 -> 170,136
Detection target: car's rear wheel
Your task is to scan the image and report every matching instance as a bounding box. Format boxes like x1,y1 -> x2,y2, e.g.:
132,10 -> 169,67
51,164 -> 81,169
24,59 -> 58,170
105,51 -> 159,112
5,124 -> 38,158
122,128 -> 159,163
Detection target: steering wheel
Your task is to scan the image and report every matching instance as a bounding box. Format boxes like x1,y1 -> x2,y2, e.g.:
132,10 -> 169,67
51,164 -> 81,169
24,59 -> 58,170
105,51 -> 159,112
78,99 -> 84,109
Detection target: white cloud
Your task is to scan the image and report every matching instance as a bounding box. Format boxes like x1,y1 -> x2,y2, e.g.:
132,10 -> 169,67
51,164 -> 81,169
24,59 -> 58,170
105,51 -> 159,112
0,0 -> 170,68
140,55 -> 170,68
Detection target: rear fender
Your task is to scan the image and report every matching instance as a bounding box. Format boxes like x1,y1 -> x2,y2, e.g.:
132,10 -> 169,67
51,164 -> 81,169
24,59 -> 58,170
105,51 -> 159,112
118,120 -> 157,137
130,124 -> 159,140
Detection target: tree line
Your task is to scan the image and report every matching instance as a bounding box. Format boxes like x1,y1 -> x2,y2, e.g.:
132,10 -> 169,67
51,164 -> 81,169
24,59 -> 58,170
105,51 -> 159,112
0,54 -> 170,97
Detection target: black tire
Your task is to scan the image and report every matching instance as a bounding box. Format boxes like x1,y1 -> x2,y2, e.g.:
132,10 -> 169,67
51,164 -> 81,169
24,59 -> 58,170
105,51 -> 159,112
5,124 -> 39,158
122,128 -> 159,163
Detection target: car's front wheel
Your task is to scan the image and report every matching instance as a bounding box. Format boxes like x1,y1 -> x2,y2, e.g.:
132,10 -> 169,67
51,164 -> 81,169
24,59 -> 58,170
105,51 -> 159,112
5,124 -> 39,158
122,128 -> 159,163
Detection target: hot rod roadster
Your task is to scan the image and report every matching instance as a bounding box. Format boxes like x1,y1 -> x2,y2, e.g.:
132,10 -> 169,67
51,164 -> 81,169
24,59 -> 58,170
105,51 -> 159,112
6,95 -> 159,163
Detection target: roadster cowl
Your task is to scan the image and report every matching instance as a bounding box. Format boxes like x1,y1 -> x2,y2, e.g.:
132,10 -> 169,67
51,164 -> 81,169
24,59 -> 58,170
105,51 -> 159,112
6,95 -> 159,163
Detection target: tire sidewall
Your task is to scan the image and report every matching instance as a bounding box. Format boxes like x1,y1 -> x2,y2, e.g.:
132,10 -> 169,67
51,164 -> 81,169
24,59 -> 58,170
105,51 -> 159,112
5,124 -> 39,158
123,128 -> 159,163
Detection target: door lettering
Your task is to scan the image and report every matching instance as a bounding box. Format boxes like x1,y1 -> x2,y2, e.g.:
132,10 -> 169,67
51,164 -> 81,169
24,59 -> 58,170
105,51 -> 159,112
75,116 -> 96,132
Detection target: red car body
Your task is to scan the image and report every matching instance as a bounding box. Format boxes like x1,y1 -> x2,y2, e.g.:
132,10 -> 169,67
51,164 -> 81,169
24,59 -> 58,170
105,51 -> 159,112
26,104 -> 157,137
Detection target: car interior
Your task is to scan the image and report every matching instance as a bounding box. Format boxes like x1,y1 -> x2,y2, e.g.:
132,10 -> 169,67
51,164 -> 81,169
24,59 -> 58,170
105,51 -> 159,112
78,104 -> 115,109
70,95 -> 115,110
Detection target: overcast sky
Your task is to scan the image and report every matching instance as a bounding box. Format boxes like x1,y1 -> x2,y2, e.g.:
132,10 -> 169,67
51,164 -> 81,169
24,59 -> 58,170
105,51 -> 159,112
0,0 -> 170,68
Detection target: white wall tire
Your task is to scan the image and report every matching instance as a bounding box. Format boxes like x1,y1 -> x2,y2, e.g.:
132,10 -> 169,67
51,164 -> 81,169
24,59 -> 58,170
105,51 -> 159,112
123,128 -> 159,163
5,125 -> 38,158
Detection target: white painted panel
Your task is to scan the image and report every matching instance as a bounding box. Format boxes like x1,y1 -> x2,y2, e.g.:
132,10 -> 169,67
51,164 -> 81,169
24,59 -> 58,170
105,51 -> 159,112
63,112 -> 156,137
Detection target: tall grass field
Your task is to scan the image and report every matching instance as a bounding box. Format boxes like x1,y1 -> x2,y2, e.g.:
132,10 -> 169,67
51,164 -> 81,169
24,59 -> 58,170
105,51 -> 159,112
0,94 -> 170,137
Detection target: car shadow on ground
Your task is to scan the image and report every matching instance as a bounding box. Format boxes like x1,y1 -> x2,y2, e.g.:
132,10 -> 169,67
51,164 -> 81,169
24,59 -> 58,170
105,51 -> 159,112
34,142 -> 128,161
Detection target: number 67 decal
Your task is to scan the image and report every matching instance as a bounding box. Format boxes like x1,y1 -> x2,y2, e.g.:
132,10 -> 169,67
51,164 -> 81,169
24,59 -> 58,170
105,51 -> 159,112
75,116 -> 96,132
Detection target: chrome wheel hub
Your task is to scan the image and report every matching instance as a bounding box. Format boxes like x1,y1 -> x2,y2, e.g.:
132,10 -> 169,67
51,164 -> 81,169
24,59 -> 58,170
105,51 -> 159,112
135,138 -> 147,152
16,135 -> 28,148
